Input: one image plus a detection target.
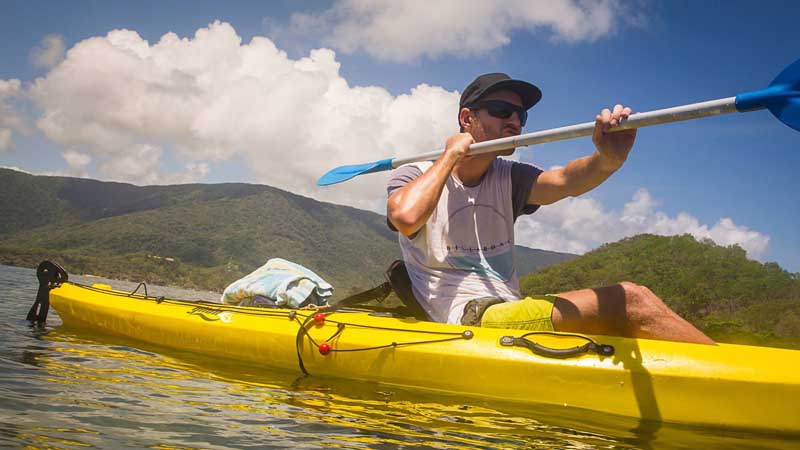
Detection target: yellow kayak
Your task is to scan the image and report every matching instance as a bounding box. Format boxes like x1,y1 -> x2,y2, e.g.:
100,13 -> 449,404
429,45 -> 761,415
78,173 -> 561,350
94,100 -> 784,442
42,279 -> 800,433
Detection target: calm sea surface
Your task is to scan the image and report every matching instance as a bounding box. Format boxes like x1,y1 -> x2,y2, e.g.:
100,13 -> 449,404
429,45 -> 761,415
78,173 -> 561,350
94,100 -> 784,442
1,264 -> 797,449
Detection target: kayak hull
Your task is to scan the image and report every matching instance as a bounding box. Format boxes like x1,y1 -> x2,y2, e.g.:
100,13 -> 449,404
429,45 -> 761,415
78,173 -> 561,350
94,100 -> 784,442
50,282 -> 800,433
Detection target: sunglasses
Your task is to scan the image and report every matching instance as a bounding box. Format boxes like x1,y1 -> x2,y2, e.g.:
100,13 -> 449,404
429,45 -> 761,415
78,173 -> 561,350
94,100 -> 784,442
468,100 -> 528,126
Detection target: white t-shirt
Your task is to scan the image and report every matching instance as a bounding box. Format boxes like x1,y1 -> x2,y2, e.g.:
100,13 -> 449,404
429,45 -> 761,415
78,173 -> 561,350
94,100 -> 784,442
387,158 -> 542,323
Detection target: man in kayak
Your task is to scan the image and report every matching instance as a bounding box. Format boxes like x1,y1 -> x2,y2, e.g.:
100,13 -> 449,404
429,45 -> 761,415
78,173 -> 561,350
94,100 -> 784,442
386,73 -> 714,345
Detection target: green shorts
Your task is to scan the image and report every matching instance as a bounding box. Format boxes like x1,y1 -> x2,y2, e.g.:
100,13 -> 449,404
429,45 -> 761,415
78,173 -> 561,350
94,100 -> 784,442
479,295 -> 558,331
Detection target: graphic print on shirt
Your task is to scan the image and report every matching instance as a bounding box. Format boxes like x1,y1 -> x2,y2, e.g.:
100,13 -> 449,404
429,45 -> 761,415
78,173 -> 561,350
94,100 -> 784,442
439,203 -> 514,281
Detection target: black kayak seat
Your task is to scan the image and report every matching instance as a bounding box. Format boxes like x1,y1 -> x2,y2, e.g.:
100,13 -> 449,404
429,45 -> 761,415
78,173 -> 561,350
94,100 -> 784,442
384,260 -> 431,321
334,260 -> 431,322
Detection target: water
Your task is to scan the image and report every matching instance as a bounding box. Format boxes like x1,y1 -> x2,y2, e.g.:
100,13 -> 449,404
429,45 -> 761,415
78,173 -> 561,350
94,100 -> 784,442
1,264 -> 797,449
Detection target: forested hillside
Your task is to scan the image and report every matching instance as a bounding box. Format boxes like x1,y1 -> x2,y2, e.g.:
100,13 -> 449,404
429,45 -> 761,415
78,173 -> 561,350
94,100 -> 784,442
0,168 -> 574,297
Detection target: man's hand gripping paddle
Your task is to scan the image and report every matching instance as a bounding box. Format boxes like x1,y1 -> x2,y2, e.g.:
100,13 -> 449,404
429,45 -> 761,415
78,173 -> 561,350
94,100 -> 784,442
317,58 -> 800,187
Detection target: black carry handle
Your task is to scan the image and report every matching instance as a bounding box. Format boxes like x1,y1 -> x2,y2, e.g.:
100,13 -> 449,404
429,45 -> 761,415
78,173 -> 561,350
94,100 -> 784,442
26,261 -> 68,323
500,334 -> 615,359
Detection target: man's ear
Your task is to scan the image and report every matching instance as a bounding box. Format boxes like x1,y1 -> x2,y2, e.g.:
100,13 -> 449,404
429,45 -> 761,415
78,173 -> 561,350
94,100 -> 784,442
459,107 -> 472,130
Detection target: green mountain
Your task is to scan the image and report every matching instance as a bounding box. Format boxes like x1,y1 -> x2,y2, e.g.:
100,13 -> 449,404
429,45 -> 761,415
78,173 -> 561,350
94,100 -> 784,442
0,168 -> 574,297
520,234 -> 800,348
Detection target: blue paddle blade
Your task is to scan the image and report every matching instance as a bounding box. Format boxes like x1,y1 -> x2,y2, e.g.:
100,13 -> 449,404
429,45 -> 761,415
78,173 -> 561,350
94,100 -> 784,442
768,58 -> 800,132
736,58 -> 800,132
317,158 -> 395,186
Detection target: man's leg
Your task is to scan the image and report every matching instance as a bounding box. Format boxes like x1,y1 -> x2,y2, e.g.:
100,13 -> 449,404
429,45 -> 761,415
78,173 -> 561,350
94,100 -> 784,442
551,282 -> 715,345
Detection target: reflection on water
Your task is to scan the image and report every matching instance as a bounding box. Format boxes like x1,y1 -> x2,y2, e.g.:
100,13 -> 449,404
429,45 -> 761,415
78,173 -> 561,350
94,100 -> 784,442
1,265 -> 798,449
17,326 -> 624,449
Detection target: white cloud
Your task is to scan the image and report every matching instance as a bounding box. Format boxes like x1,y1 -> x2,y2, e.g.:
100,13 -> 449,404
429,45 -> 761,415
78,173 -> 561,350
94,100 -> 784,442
60,150 -> 92,177
0,129 -> 12,151
516,188 -> 770,260
30,34 -> 66,68
96,144 -> 209,185
0,81 -> 22,124
0,79 -> 21,97
283,0 -> 640,63
0,78 -> 28,151
28,21 -> 459,208
62,150 -> 91,169
707,218 -> 770,256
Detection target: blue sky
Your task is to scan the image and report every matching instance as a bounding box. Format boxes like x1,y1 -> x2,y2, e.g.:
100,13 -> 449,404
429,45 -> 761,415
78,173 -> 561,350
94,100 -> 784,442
1,0 -> 799,272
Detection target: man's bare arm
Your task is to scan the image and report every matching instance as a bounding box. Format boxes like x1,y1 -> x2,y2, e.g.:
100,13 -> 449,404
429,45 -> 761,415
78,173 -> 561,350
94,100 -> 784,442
387,133 -> 473,236
529,104 -> 637,206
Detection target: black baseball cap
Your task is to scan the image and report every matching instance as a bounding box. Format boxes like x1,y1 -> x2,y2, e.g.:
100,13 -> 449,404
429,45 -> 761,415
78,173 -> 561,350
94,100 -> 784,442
459,73 -> 542,110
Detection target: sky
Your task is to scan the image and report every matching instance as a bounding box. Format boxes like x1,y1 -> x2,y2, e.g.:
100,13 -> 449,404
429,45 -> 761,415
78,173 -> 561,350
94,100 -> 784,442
1,0 -> 799,272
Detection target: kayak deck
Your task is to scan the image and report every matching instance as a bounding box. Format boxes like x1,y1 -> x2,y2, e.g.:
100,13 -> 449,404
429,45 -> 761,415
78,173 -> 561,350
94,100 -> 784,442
50,281 -> 800,433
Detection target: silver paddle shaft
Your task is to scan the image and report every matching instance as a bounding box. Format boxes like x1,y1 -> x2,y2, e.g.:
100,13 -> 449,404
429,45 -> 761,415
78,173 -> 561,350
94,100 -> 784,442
392,97 -> 740,168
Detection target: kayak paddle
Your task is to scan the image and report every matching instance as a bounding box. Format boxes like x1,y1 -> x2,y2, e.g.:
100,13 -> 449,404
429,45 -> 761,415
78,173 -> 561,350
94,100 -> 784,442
317,57 -> 799,186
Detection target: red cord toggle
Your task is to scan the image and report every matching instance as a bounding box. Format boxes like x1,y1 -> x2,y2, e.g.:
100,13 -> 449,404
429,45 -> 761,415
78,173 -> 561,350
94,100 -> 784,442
318,343 -> 331,355
313,312 -> 326,326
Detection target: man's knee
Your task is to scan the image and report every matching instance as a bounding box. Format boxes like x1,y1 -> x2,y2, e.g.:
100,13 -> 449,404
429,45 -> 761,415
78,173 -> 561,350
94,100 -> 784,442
618,281 -> 642,295
617,281 -> 657,305
616,281 -> 671,320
